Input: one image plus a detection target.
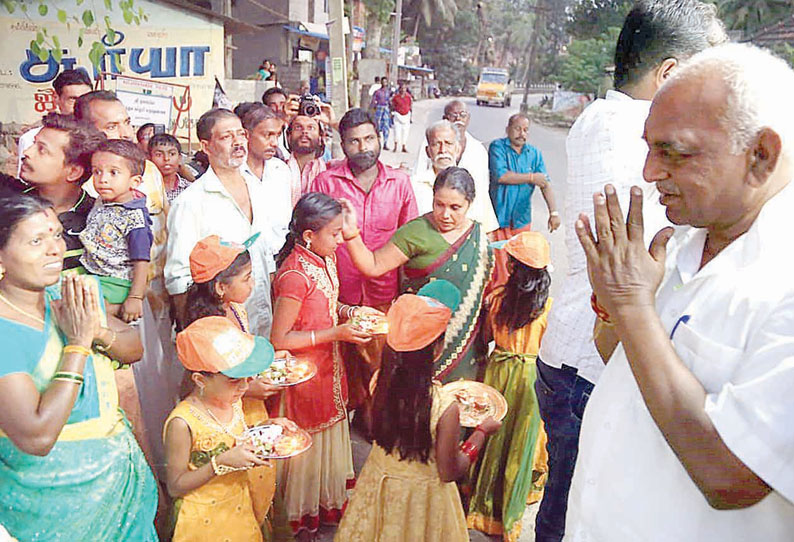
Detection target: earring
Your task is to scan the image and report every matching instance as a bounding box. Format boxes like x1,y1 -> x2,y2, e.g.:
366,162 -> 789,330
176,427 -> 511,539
306,238 -> 312,251
0,267 -> 4,281
199,386 -> 205,397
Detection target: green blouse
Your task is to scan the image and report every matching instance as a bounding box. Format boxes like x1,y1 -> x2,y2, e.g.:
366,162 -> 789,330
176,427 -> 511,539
390,215 -> 450,269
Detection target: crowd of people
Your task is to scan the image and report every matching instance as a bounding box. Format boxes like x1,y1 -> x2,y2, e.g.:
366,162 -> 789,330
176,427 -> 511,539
1,1 -> 794,541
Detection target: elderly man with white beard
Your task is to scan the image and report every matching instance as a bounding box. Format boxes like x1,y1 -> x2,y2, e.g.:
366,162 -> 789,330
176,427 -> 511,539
165,108 -> 274,336
413,120 -> 499,233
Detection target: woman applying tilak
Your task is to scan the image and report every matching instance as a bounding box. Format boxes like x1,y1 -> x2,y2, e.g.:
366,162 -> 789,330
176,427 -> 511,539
340,166 -> 494,383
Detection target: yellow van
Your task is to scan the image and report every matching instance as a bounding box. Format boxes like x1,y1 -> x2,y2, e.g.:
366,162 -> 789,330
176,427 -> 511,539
476,67 -> 513,107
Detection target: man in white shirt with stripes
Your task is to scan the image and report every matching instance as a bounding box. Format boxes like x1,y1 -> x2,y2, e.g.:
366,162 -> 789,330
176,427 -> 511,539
534,2 -> 726,540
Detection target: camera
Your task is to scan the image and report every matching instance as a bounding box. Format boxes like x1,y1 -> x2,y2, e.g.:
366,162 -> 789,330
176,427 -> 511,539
298,94 -> 321,117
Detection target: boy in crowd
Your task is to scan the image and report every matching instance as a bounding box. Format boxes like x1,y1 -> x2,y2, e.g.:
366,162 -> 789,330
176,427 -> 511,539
80,139 -> 153,322
148,133 -> 191,202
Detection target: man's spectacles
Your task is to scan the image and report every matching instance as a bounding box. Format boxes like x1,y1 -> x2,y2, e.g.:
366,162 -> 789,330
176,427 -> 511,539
445,111 -> 469,120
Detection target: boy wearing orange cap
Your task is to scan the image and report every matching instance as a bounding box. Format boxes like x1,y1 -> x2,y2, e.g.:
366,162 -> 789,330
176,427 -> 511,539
468,231 -> 553,541
336,281 -> 501,542
164,316 -> 275,542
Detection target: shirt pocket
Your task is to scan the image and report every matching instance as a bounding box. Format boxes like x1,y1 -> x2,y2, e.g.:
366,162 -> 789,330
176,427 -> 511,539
368,201 -> 400,232
672,321 -> 743,394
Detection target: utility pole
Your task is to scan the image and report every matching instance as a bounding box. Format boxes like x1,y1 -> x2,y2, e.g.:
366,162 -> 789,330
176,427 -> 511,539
328,0 -> 349,118
223,0 -> 233,79
390,0 -> 403,86
520,0 -> 548,114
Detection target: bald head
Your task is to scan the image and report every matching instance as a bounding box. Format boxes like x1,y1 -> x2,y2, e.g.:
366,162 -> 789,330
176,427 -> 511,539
660,43 -> 794,155
643,43 -> 794,230
443,100 -> 470,131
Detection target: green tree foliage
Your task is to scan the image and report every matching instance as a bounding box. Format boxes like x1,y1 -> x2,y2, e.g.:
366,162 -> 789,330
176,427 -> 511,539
556,27 -> 620,94
1,0 -> 147,67
566,0 -> 633,40
714,0 -> 793,36
419,9 -> 480,91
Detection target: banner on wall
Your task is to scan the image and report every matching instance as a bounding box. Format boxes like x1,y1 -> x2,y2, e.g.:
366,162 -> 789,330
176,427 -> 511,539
0,0 -> 224,141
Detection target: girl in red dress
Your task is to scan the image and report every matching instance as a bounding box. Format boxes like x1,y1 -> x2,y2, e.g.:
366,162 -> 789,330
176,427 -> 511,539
270,192 -> 374,541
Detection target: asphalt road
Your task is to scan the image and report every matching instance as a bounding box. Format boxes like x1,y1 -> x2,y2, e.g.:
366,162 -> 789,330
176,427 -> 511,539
314,96 -> 572,542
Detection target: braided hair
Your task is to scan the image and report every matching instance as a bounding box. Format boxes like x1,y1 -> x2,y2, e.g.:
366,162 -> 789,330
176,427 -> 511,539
275,192 -> 343,270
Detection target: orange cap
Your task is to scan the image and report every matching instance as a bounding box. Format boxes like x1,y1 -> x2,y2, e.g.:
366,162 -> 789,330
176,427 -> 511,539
176,316 -> 274,378
386,294 -> 452,352
189,233 -> 259,284
491,231 -> 550,269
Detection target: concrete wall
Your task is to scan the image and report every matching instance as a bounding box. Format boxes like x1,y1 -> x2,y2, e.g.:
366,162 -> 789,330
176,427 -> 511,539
229,0 -> 329,80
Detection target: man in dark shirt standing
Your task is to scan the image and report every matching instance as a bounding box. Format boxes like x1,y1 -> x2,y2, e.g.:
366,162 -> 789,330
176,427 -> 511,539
17,113 -> 105,271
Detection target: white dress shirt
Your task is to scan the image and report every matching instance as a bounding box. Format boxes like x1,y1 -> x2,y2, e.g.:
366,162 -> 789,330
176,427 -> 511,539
16,126 -> 41,175
565,181 -> 794,541
539,90 -> 668,384
241,157 -> 292,262
165,165 -> 274,337
413,132 -> 499,232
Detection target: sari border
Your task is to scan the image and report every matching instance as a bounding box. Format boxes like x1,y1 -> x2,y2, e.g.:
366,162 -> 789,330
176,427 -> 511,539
433,223 -> 494,380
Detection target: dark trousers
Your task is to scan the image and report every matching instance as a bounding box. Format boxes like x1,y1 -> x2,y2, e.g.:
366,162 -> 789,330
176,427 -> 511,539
534,357 -> 595,542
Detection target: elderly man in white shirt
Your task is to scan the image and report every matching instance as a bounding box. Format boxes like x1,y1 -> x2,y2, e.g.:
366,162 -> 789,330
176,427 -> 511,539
240,104 -> 292,259
166,108 -> 274,337
413,101 -> 493,226
412,119 -> 499,232
533,4 -> 726,540
566,43 -> 794,542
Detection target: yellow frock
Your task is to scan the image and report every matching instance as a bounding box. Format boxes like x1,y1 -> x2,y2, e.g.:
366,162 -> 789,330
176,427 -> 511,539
334,385 -> 469,542
164,400 -> 265,542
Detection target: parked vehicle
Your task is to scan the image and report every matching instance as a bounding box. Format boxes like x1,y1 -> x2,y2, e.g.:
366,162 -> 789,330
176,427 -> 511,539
476,67 -> 513,107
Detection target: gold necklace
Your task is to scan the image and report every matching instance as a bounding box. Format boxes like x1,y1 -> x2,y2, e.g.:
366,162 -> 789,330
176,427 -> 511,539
0,291 -> 45,326
192,398 -> 248,440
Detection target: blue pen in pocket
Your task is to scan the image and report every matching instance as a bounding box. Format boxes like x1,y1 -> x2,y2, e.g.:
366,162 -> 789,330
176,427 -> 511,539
670,314 -> 691,340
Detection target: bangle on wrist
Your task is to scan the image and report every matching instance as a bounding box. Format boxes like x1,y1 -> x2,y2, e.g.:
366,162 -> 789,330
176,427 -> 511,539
95,327 -> 117,353
473,425 -> 487,437
63,344 -> 93,358
211,455 -> 240,476
590,292 -> 613,325
343,229 -> 361,242
126,294 -> 143,300
52,371 -> 84,385
310,330 -> 316,347
460,440 -> 480,464
549,211 -> 560,217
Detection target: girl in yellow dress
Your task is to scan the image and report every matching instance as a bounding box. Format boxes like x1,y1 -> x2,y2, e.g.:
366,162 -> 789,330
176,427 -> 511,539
468,232 -> 552,541
163,316 -> 276,542
335,280 -> 501,542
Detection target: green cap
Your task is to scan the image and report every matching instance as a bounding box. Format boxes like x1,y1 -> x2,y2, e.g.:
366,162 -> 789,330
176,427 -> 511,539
417,279 -> 462,312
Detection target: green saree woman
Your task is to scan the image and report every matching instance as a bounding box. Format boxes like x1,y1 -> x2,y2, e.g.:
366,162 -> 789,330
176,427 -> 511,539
392,217 -> 493,382
341,167 -> 494,383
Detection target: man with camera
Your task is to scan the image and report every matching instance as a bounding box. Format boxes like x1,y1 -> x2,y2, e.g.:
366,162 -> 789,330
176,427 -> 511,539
285,114 -> 327,207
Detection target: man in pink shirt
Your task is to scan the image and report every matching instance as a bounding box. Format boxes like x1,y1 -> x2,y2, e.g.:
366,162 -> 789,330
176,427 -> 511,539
311,107 -> 417,428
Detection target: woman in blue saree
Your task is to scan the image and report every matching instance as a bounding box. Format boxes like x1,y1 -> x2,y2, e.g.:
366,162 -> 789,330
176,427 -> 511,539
0,194 -> 158,541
